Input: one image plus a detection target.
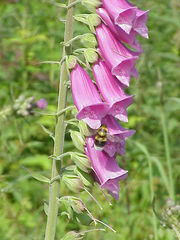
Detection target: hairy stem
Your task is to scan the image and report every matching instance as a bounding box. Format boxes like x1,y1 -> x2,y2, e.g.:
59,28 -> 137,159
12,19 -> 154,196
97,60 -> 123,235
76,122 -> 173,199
44,1 -> 75,240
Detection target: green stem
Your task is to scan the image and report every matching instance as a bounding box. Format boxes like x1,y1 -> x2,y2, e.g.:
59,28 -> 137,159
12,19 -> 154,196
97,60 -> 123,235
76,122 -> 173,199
148,154 -> 158,240
161,108 -> 175,201
44,1 -> 75,240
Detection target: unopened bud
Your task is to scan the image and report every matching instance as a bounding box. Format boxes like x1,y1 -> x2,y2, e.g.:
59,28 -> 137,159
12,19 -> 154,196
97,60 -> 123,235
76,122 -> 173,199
75,167 -> 94,188
80,33 -> 97,48
70,197 -> 85,214
78,120 -> 96,137
71,153 -> 91,173
84,48 -> 98,64
70,131 -> 85,152
81,0 -> 101,12
62,175 -> 83,193
67,55 -> 77,69
88,14 -> 101,27
75,213 -> 92,226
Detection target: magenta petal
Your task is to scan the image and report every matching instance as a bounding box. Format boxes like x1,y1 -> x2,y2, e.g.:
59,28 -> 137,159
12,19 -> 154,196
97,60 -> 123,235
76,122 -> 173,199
96,24 -> 138,86
102,115 -> 135,142
134,10 -> 149,38
71,64 -> 102,110
115,7 -> 137,34
103,139 -> 125,157
76,103 -> 109,129
93,59 -> 126,101
93,60 -> 134,121
86,137 -> 128,199
102,0 -> 137,34
109,96 -> 134,122
112,57 -> 138,87
71,64 -> 109,129
97,8 -> 142,52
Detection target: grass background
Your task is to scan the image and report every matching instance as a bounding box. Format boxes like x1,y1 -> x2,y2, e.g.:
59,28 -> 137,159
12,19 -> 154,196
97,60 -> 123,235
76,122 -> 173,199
0,0 -> 180,239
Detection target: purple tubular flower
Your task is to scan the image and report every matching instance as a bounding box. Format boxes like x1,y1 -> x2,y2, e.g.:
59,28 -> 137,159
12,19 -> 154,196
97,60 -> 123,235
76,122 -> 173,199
97,8 -> 142,52
71,64 -> 109,129
133,9 -> 149,39
96,23 -> 138,86
102,115 -> 135,157
85,137 -> 128,199
93,59 -> 134,122
102,0 -> 137,34
102,0 -> 149,38
36,98 -> 47,109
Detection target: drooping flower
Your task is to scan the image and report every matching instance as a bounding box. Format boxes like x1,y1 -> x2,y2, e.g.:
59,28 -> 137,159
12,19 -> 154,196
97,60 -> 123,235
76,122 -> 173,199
102,0 -> 137,34
36,98 -> 48,109
70,64 -> 109,129
85,137 -> 128,199
93,59 -> 134,122
96,23 -> 138,86
97,7 -> 142,52
101,0 -> 149,38
133,8 -> 149,39
101,115 -> 135,157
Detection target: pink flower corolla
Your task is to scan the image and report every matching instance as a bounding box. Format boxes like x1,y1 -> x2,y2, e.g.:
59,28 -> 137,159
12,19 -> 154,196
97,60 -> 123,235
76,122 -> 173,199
70,64 -> 109,129
93,59 -> 134,122
96,23 -> 138,86
85,137 -> 128,199
97,8 -> 142,52
101,115 -> 135,157
36,98 -> 47,109
102,0 -> 149,38
102,0 -> 137,34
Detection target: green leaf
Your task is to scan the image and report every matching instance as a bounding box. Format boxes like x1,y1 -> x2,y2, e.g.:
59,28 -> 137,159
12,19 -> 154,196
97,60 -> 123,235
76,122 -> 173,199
20,154 -> 50,170
26,169 -> 50,183
151,157 -> 170,194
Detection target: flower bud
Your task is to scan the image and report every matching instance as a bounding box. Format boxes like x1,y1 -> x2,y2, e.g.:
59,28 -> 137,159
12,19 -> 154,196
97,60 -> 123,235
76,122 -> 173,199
81,0 -> 101,12
80,33 -> 97,48
67,55 -> 77,69
62,175 -> 83,193
71,153 -> 91,173
84,48 -> 98,64
78,120 -> 96,137
75,213 -> 92,226
88,14 -> 101,27
70,197 -> 85,214
70,130 -> 85,152
75,167 -> 94,188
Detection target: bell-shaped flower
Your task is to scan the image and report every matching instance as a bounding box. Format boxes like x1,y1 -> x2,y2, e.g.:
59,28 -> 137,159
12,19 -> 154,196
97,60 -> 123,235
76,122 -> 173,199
97,7 -> 142,52
71,64 -> 109,129
93,59 -> 134,122
85,137 -> 128,199
102,0 -> 137,34
102,0 -> 149,38
96,23 -> 138,86
133,8 -> 149,39
102,115 -> 135,157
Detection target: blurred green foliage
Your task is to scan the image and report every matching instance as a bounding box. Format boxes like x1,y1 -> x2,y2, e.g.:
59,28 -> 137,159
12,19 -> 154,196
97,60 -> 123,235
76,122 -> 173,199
0,0 -> 180,239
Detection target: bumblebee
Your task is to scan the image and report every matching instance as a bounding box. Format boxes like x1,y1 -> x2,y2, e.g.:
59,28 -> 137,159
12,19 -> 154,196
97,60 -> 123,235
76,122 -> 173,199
94,124 -> 108,151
